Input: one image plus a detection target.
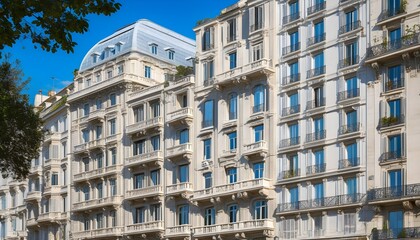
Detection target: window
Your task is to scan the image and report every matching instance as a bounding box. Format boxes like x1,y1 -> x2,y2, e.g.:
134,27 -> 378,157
117,65 -> 124,74
203,61 -> 214,81
51,173 -> 58,185
178,205 -> 189,225
314,149 -> 324,171
314,21 -> 325,43
228,93 -> 238,120
344,213 -> 356,234
168,50 -> 175,60
253,85 -> 266,113
151,135 -> 160,151
313,117 -> 324,139
346,177 -> 357,197
290,187 -> 299,209
229,51 -> 237,69
179,164 -> 189,183
133,139 -> 145,156
203,139 -> 211,160
345,77 -> 358,99
151,44 -> 158,55
84,218 -> 90,231
251,5 -> 263,31
254,200 -> 267,219
85,78 -> 91,88
253,43 -> 263,61
106,70 -> 113,79
96,125 -> 102,139
110,210 -> 116,227
151,204 -> 161,221
180,129 -> 189,144
388,210 -> 403,237
253,124 -> 264,142
229,204 -> 238,223
83,186 -> 90,201
97,182 -> 103,199
228,131 -> 237,151
312,52 -> 325,77
81,128 -> 89,143
110,93 -> 116,106
151,101 -> 160,118
283,218 -> 297,239
314,182 -> 324,201
181,94 -> 188,108
145,66 -> 151,78
314,215 -> 324,237
289,154 -> 299,175
96,73 -> 101,82
134,105 -> 144,122
204,172 -> 212,188
289,123 -> 299,144
254,162 -> 264,179
97,153 -> 103,168
227,18 -> 237,42
110,179 -> 117,196
202,27 -> 214,51
205,207 -> 216,225
290,31 -> 299,52
345,41 -> 358,66
109,119 -> 116,135
227,168 -> 237,184
387,65 -> 402,91
96,99 -> 102,110
83,103 -> 90,116
388,134 -> 402,158
135,207 -> 145,224
83,158 -> 89,171
134,173 -> 144,189
314,86 -> 324,108
203,100 -> 214,128
344,9 -> 358,33
151,169 -> 160,186
63,168 -> 67,185
0,196 -> 5,210
110,148 -> 117,165
388,0 -> 403,17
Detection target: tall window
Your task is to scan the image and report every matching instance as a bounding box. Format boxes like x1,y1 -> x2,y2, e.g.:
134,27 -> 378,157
205,207 -> 216,225
203,139 -> 211,160
314,182 -> 324,201
253,85 -> 266,113
345,9 -> 358,32
388,134 -> 402,158
145,66 -> 151,78
202,27 -> 214,51
388,210 -> 403,237
314,21 -> 325,43
84,218 -> 90,230
289,123 -> 299,144
228,131 -> 237,151
110,179 -> 117,196
83,158 -> 89,171
345,142 -> 358,167
253,43 -> 263,61
96,125 -> 102,139
151,204 -> 161,221
229,51 -> 237,69
51,173 -> 58,185
227,18 -> 237,42
229,204 -> 238,223
179,165 -> 189,183
314,149 -> 324,168
290,187 -> 299,209
254,200 -> 268,219
109,119 -> 116,135
180,129 -> 189,144
254,162 -> 264,179
151,135 -> 160,151
83,103 -> 90,116
227,168 -> 237,184
134,105 -> 144,122
133,140 -> 145,156
135,207 -> 145,224
314,117 -> 324,135
346,177 -> 357,196
110,148 -> 117,165
228,93 -> 238,120
252,5 -> 263,31
110,93 -> 116,106
203,100 -> 214,128
387,65 -> 402,90
110,210 -> 116,227
289,92 -> 299,115
97,182 -> 103,199
151,169 -> 160,186
83,186 -> 90,201
314,86 -> 324,107
134,173 -> 145,189
345,41 -> 358,66
346,77 -> 358,98
178,205 -> 189,225
203,61 -> 214,81
290,31 -> 299,52
344,213 -> 356,234
204,172 -> 212,188
168,50 -> 175,60
253,125 -> 264,142
151,101 -> 160,118
82,129 -> 89,143
150,44 -> 158,55
388,0 -> 402,16
97,153 -> 103,168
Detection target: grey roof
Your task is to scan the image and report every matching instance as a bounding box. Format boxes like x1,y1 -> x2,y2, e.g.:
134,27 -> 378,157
79,19 -> 196,72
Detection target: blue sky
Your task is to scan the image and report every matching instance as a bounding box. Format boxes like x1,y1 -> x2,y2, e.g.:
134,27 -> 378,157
5,0 -> 237,104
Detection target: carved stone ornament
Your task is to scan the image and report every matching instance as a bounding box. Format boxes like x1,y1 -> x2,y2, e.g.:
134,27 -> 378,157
403,200 -> 413,210
371,62 -> 380,79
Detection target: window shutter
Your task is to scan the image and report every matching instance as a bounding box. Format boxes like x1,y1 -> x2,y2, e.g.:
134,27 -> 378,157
401,132 -> 406,158
307,150 -> 313,168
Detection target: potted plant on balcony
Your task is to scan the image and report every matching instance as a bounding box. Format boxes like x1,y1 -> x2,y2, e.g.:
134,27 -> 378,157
386,80 -> 394,90
381,117 -> 390,126
398,228 -> 407,238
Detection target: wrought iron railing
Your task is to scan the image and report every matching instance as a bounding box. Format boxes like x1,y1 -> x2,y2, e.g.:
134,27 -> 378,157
307,66 -> 325,79
306,98 -> 325,110
338,56 -> 359,68
283,12 -> 300,24
384,75 -> 404,91
338,123 -> 360,135
307,1 -> 326,15
379,151 -> 402,163
282,43 -> 301,55
282,73 -> 300,85
279,169 -> 301,180
372,227 -> 420,240
339,158 -> 360,169
307,33 -> 326,46
306,130 -> 326,142
338,20 -> 361,34
279,137 -> 300,148
337,88 -> 359,101
379,114 -> 404,128
368,184 -> 420,201
367,32 -> 420,58
378,7 -> 406,22
282,105 -> 300,117
306,163 -> 326,175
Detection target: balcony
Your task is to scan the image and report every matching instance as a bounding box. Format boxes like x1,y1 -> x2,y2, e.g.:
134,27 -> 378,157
26,191 -> 42,202
27,218 -> 38,228
282,105 -> 300,117
126,117 -> 163,135
165,225 -> 191,238
126,221 -> 164,235
73,195 -> 123,212
339,21 -> 361,35
125,150 -> 163,167
306,66 -> 325,79
279,169 -> 301,180
307,1 -> 326,16
279,137 -> 300,149
307,33 -> 326,47
282,74 -> 300,86
243,141 -> 268,159
306,163 -> 326,175
368,184 -> 420,203
379,151 -> 403,164
166,107 -> 193,125
87,109 -> 105,122
166,182 -> 193,196
378,7 -> 406,23
372,227 -> 420,240
283,12 -> 300,25
73,164 -> 122,182
44,158 -> 61,168
367,33 -> 420,61
74,142 -> 88,154
43,185 -> 61,195
338,56 -> 359,69
88,138 -> 105,150
337,89 -> 360,101
37,212 -> 65,223
384,76 -> 404,92
73,227 -> 124,239
339,158 -> 360,169
126,185 -> 164,201
43,132 -> 61,144
192,219 -> 274,237
379,115 -> 405,128
215,59 -> 274,87
166,143 -> 192,160
277,193 -> 366,213
306,130 -> 326,143
306,98 -> 325,110
338,123 -> 361,135
282,43 -> 300,55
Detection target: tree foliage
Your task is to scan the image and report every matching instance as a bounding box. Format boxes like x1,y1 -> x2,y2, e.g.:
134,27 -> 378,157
175,65 -> 193,78
0,0 -> 121,53
0,58 -> 44,179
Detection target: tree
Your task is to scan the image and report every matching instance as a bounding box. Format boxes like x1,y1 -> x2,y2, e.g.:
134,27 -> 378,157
175,65 -> 193,78
0,0 -> 121,53
0,58 -> 43,179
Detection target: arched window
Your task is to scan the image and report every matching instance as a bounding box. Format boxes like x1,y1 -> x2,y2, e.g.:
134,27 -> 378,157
253,85 -> 266,113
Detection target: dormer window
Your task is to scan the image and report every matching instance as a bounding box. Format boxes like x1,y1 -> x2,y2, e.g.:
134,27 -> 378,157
168,50 -> 175,60
92,53 -> 100,63
150,43 -> 158,55
115,41 -> 125,52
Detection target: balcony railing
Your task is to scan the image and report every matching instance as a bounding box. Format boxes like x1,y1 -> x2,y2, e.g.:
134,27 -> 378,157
367,33 -> 420,59
379,115 -> 404,128
379,151 -> 403,163
378,7 -> 406,22
339,158 -> 360,169
306,163 -> 326,175
282,43 -> 301,55
337,88 -> 360,101
307,1 -> 326,15
195,178 -> 271,199
282,73 -> 300,85
338,56 -> 359,68
307,33 -> 326,46
282,105 -> 300,117
126,117 -> 163,134
278,193 -> 365,212
338,20 -> 361,34
166,225 -> 191,236
283,12 -> 300,24
126,221 -> 164,233
167,182 -> 193,195
243,141 -> 267,155
306,66 -> 325,79
166,107 -> 193,123
384,76 -> 404,91
279,169 -> 301,180
368,184 -> 420,202
73,196 -> 122,211
306,98 -> 325,110
192,219 -> 274,236
306,130 -> 326,142
126,185 -> 163,199
166,143 -> 192,158
125,150 -> 163,166
250,21 -> 263,32
372,227 -> 420,240
279,137 -> 300,148
338,123 -> 360,135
